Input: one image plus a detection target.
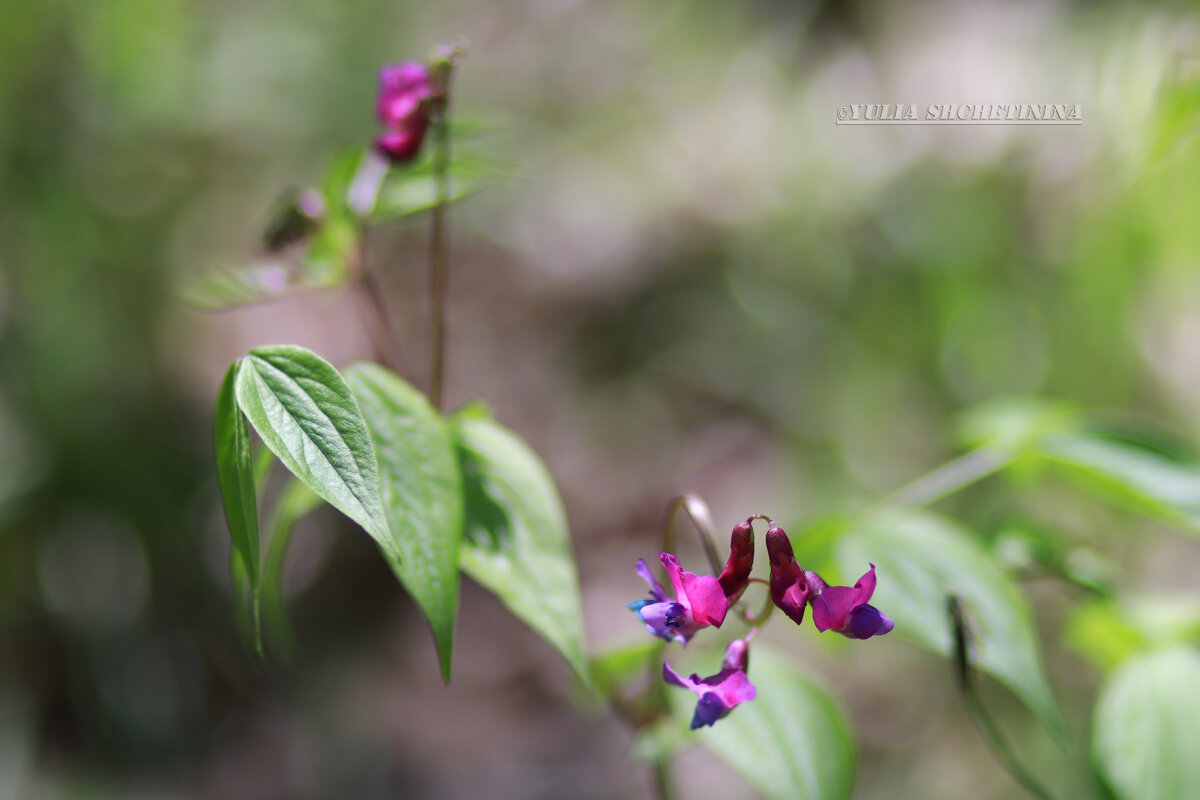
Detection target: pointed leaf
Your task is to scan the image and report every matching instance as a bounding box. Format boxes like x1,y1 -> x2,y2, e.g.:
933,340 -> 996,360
347,363 -> 463,682
215,360 -> 260,586
839,512 -> 1064,739
1093,647 -> 1200,800
452,411 -> 590,688
234,345 -> 391,550
671,646 -> 855,800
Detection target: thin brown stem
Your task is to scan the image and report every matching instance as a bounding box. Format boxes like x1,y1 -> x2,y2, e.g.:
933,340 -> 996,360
428,62 -> 456,410
354,229 -> 405,373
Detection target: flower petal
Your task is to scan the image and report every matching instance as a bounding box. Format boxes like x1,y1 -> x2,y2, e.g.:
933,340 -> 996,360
843,604 -> 894,639
850,563 -> 877,607
810,585 -> 855,632
635,558 -> 667,602
680,572 -> 729,627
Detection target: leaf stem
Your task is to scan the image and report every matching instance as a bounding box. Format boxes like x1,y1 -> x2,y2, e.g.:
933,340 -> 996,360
651,757 -> 677,800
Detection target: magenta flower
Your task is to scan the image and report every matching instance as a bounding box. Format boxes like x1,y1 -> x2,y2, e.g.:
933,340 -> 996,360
628,554 -> 730,644
765,523 -> 810,625
374,62 -> 434,164
663,639 -> 756,729
805,564 -> 894,639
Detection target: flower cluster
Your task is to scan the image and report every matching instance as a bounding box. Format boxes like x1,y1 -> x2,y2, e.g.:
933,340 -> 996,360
629,517 -> 892,728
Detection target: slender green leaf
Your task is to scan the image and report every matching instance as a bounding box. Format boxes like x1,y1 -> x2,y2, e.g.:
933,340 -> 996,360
1037,432 -> 1200,533
1093,647 -> 1200,800
670,646 -> 855,800
215,360 -> 260,585
347,363 -> 463,682
452,411 -> 590,688
839,512 -> 1064,739
260,478 -> 323,662
234,345 -> 391,550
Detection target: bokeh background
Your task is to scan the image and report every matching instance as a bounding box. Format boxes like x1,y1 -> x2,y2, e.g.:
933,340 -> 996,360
2,0 -> 1200,797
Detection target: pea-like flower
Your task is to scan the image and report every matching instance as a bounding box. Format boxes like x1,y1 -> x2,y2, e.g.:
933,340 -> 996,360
663,639 -> 756,729
374,62 -> 434,164
628,554 -> 729,645
805,564 -> 894,640
765,523 -> 810,625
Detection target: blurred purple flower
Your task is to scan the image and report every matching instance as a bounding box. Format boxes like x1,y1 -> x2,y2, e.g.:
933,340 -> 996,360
374,61 -> 433,164
628,554 -> 729,645
805,564 -> 894,639
663,639 -> 756,729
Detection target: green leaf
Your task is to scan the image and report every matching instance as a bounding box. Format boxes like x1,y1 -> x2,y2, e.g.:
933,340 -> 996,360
214,360 -> 260,586
452,411 -> 590,688
1093,647 -> 1200,800
234,345 -> 391,550
670,645 -> 855,800
1036,432 -> 1200,534
370,150 -> 499,221
346,363 -> 463,683
839,512 -> 1064,739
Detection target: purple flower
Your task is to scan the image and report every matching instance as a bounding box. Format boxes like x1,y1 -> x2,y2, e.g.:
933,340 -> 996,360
805,564 -> 894,639
374,62 -> 433,164
628,554 -> 730,644
765,523 -> 810,625
663,639 -> 756,729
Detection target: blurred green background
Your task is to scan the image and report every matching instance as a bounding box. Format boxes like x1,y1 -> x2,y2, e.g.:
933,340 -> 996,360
2,0 -> 1200,797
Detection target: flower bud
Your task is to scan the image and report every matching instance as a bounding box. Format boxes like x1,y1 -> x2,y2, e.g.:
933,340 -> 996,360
374,61 -> 434,164
721,638 -> 750,673
716,520 -> 755,602
765,523 -> 810,625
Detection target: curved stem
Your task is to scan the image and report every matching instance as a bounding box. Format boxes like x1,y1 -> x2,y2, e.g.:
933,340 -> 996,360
662,494 -> 724,575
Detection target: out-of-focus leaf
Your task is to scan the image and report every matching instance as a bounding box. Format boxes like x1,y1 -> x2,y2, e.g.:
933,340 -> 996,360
1036,432 -> 1200,534
370,150 -> 500,221
234,345 -> 391,550
1093,647 -> 1200,800
1064,601 -> 1146,674
214,360 -> 260,587
347,363 -> 463,682
839,512 -> 1065,739
452,410 -> 590,689
1149,59 -> 1200,161
670,645 -> 855,800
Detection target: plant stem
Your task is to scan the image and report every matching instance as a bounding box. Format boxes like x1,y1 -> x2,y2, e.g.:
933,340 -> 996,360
948,594 -> 1060,800
354,228 -> 405,373
428,64 -> 456,410
662,494 -> 724,575
651,757 -> 677,800
876,446 -> 1013,512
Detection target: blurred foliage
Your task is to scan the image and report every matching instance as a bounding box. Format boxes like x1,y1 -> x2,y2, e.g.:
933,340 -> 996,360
2,0 -> 1200,798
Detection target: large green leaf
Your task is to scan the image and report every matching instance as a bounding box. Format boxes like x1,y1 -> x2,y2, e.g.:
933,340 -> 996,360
839,513 -> 1064,739
214,360 -> 260,586
1036,432 -> 1200,533
234,345 -> 391,550
1093,647 -> 1200,800
669,645 -> 855,800
347,363 -> 463,682
452,411 -> 590,688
